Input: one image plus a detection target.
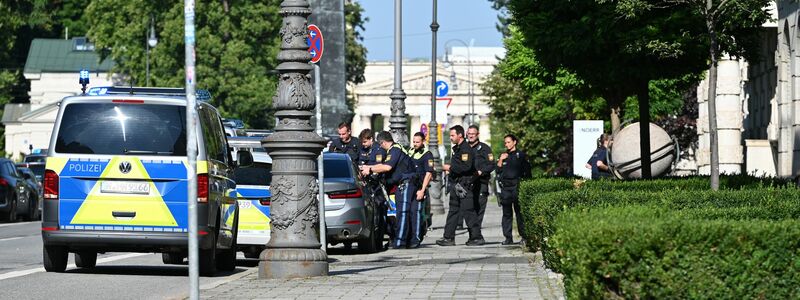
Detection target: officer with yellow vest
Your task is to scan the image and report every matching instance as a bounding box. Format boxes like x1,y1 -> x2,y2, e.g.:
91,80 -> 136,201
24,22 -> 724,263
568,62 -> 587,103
360,131 -> 418,249
408,132 -> 434,241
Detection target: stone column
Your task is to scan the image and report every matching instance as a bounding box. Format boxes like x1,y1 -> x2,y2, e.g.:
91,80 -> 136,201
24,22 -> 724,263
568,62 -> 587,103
259,0 -> 328,279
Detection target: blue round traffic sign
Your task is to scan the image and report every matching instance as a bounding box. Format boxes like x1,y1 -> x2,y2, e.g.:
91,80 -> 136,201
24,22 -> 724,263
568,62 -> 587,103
307,25 -> 324,63
435,80 -> 449,98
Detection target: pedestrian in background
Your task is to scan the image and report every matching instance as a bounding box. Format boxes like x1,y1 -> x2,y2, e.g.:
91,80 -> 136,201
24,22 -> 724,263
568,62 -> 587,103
496,134 -> 530,245
585,133 -> 613,179
437,125 -> 484,247
329,122 -> 360,163
457,125 -> 494,229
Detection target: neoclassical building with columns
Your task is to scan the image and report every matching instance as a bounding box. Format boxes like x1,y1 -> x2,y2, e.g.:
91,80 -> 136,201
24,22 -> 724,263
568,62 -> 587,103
694,1 -> 800,178
350,47 -> 504,146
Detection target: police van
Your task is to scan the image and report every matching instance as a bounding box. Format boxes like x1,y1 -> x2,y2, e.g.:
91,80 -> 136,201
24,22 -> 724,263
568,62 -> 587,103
41,87 -> 249,276
227,136 -> 272,259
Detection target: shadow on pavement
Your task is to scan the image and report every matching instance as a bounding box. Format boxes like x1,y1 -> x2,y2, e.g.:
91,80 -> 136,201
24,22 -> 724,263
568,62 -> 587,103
329,265 -> 392,276
66,265 -> 249,278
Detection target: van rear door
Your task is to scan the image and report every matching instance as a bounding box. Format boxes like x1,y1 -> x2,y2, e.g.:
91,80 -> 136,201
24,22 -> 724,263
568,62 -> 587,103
51,102 -> 191,232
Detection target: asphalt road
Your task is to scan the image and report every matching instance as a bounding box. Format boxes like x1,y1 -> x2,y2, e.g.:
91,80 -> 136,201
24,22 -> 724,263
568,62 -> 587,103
0,221 -> 257,300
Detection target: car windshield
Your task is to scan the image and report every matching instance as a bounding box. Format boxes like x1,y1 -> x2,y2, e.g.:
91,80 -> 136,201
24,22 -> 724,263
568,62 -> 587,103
24,156 -> 46,163
234,162 -> 272,186
29,165 -> 45,179
55,103 -> 186,156
323,158 -> 352,179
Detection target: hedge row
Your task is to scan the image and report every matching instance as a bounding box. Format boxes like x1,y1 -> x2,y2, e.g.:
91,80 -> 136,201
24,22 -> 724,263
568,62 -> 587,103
551,206 -> 800,299
529,188 -> 800,272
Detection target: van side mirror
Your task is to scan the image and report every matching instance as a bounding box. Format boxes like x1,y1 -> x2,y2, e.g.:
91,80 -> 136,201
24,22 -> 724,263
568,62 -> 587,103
237,150 -> 254,168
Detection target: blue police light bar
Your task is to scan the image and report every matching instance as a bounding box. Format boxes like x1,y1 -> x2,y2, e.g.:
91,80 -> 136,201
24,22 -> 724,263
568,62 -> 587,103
79,69 -> 90,85
84,86 -> 212,101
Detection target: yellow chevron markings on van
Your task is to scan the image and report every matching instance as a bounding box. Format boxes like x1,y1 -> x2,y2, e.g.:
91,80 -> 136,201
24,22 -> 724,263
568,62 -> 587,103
183,160 -> 208,175
238,201 -> 271,231
45,157 -> 69,174
70,157 -> 177,227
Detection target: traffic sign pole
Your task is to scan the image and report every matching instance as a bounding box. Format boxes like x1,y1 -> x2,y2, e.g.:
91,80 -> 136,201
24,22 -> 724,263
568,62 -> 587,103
309,24 -> 326,251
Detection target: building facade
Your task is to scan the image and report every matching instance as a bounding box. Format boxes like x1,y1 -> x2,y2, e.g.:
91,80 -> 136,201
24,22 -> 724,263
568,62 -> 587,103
350,47 -> 505,146
694,1 -> 800,178
2,38 -> 116,160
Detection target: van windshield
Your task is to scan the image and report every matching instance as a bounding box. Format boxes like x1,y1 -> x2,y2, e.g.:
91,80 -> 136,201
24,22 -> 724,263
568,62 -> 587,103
55,103 -> 187,156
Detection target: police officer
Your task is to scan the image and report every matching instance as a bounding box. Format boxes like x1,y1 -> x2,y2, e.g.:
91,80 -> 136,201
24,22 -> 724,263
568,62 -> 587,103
496,134 -> 530,245
329,122 -> 359,163
360,131 -> 418,249
358,129 -> 382,166
409,132 -> 434,240
437,125 -> 484,246
456,125 -> 494,228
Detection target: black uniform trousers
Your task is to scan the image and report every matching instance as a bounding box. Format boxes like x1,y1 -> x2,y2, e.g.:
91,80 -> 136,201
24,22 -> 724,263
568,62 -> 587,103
457,183 -> 489,228
499,181 -> 525,241
443,182 -> 482,241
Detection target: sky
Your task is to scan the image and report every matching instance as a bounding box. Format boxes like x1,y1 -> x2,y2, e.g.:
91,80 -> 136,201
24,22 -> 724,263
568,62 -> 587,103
359,0 -> 504,61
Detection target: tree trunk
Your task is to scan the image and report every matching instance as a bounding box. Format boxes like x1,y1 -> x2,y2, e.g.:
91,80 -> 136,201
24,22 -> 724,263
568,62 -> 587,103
637,83 -> 652,178
707,20 -> 720,191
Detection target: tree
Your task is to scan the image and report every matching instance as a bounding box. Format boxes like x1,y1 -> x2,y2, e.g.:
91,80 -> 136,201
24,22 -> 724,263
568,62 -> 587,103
487,0 -> 512,36
483,28 -> 607,175
344,0 -> 368,112
484,27 -> 697,175
86,0 -> 283,129
509,0 -> 713,177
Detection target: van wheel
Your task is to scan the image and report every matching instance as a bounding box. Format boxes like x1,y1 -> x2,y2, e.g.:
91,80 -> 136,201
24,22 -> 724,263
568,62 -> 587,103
43,245 -> 68,272
75,251 -> 97,268
243,248 -> 261,259
216,216 -> 238,271
199,233 -> 217,277
162,252 -> 184,264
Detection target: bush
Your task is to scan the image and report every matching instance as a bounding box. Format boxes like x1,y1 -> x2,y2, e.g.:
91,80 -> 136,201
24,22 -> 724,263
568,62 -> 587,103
551,206 -> 800,299
523,188 -> 800,271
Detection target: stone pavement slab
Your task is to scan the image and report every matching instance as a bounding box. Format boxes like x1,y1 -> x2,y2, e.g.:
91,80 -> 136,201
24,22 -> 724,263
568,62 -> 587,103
199,200 -> 564,299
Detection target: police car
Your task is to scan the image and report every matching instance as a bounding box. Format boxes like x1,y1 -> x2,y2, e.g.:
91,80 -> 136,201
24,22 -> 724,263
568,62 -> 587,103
41,86 -> 249,276
227,136 -> 272,259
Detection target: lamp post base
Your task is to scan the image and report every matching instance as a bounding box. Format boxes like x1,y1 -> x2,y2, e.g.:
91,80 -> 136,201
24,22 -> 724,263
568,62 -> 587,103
258,248 -> 328,279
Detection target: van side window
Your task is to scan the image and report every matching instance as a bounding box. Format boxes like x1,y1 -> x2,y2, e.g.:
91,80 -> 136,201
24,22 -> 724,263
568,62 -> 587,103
200,107 -> 225,162
210,114 -> 230,165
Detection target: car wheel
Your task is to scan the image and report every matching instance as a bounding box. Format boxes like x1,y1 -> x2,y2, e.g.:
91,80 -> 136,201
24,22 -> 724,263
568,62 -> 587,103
43,245 -> 68,272
23,194 -> 37,221
199,231 -> 217,277
358,214 -> 382,254
5,194 -> 17,222
243,248 -> 261,259
75,251 -> 97,269
162,252 -> 185,264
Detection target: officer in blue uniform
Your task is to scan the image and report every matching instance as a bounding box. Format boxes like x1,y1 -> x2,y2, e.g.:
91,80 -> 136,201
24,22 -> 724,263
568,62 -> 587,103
329,122 -> 360,163
409,132 -> 435,243
360,131 -> 418,249
358,129 -> 383,166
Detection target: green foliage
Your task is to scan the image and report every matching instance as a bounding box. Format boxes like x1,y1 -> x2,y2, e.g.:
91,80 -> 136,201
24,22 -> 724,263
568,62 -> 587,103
86,0 -> 282,129
482,28 -> 606,175
517,176 -> 796,267
552,206 -> 800,298
345,0 -> 368,113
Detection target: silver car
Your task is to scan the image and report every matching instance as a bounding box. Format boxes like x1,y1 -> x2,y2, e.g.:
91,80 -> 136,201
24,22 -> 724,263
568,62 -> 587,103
323,153 -> 384,253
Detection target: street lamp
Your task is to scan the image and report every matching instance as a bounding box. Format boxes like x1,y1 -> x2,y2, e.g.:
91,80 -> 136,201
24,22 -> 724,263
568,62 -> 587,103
444,39 -> 473,125
428,0 -> 445,215
146,15 -> 158,87
389,0 -> 409,147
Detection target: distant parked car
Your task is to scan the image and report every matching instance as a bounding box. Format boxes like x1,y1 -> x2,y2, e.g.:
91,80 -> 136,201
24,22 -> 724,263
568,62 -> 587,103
0,159 -> 32,222
323,152 -> 383,253
18,154 -> 46,183
16,167 -> 41,220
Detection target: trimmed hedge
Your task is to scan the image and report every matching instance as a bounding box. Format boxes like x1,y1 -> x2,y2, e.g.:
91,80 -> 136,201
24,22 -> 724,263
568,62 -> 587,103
533,189 -> 800,272
551,206 -> 800,299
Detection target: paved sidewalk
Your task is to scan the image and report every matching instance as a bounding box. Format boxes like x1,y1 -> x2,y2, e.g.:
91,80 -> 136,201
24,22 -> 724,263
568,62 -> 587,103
200,200 -> 564,299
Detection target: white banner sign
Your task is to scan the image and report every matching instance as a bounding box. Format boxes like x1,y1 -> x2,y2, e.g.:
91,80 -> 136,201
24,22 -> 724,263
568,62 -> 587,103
573,120 -> 604,179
